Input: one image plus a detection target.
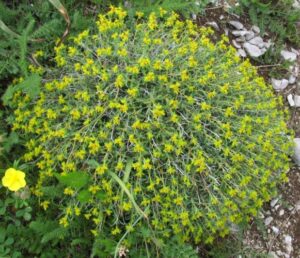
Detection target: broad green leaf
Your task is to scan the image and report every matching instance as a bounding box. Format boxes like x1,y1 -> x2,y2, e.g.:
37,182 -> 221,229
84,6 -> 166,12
55,171 -> 90,189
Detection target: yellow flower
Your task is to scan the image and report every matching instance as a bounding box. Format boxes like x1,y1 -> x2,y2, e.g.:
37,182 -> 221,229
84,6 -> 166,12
2,168 -> 26,192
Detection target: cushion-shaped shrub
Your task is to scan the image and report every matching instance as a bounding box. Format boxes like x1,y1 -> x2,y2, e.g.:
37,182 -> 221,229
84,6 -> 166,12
9,6 -> 292,253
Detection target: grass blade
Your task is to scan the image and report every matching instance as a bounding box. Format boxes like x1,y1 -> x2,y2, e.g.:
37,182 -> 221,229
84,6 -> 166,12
0,19 -> 20,38
48,0 -> 70,45
108,171 -> 148,219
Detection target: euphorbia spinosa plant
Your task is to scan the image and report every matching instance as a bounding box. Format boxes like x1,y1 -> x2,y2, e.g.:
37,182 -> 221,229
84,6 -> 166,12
7,6 -> 292,255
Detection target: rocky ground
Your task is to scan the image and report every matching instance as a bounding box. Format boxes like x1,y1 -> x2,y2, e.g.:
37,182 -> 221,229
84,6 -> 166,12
194,1 -> 300,257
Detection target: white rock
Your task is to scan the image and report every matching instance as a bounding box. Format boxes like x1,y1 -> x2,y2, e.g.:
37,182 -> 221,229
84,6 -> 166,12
229,20 -> 244,30
271,78 -> 289,91
236,36 -> 246,42
284,235 -> 293,255
279,209 -> 285,216
293,0 -> 300,8
292,48 -> 300,55
251,25 -> 260,34
264,40 -> 273,49
272,226 -> 280,234
294,65 -> 299,77
281,50 -> 297,62
258,43 -> 266,49
264,216 -> 273,226
294,138 -> 300,166
294,95 -> 300,107
248,36 -> 264,46
245,31 -> 255,41
219,15 -> 224,20
192,13 -> 197,20
288,94 -> 295,107
232,39 -> 241,48
259,211 -> 265,219
206,21 -> 219,31
229,223 -> 240,233
268,252 -> 279,258
289,75 -> 296,84
276,251 -> 285,256
295,201 -> 300,211
238,49 -> 247,57
244,42 -> 263,57
271,198 -> 279,207
232,30 -> 250,37
261,47 -> 268,55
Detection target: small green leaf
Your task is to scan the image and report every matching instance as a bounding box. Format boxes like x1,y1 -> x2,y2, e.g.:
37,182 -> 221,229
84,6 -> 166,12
77,190 -> 91,203
55,171 -> 90,189
0,227 -> 6,243
2,74 -> 41,106
95,191 -> 106,200
23,213 -> 31,221
3,132 -> 19,152
85,159 -> 99,169
4,237 -> 14,246
0,207 -> 6,215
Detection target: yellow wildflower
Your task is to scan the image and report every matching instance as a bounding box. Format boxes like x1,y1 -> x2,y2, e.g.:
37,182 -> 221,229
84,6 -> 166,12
2,168 -> 26,192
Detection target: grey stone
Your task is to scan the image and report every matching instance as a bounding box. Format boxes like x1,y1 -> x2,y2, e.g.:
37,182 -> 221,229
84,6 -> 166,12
289,75 -> 296,84
238,48 -> 247,57
232,39 -> 241,49
271,78 -> 289,91
279,209 -> 285,216
268,252 -> 279,258
271,198 -> 279,207
287,94 -> 295,107
229,20 -> 244,30
272,226 -> 279,234
293,0 -> 300,8
264,216 -> 273,226
281,50 -> 297,62
236,36 -> 246,42
295,201 -> 300,211
206,21 -> 219,31
243,42 -> 263,57
251,25 -> 260,34
294,95 -> 300,107
192,13 -> 197,20
292,48 -> 300,55
245,31 -> 255,41
294,138 -> 300,166
232,30 -> 250,37
265,40 -> 272,49
284,235 -> 293,254
248,36 -> 264,46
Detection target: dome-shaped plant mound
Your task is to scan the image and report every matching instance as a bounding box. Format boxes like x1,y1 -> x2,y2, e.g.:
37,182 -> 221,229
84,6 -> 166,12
10,6 -> 291,251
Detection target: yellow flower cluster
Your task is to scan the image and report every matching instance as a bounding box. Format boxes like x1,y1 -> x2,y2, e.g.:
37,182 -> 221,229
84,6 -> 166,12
8,6 -> 292,248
